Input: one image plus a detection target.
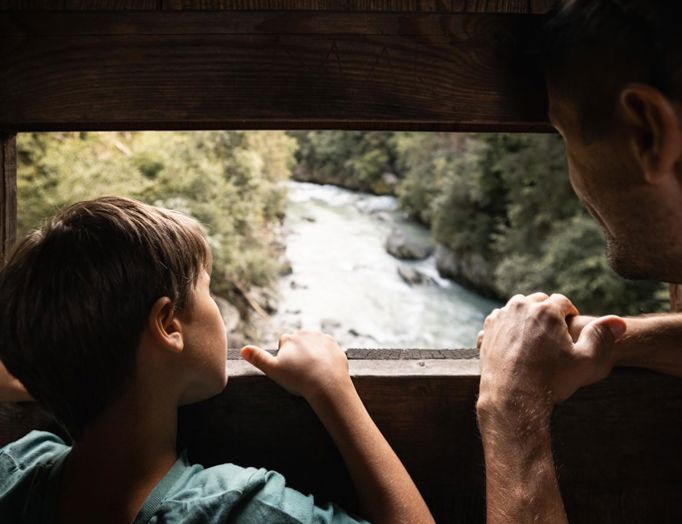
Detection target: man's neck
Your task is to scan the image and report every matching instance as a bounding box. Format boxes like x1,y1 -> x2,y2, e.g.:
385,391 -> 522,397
58,386 -> 179,524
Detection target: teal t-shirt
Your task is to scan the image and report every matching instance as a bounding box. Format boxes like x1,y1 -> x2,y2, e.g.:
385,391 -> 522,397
0,431 -> 367,523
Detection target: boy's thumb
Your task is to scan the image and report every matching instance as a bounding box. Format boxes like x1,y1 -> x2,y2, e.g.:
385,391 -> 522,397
240,345 -> 277,373
575,315 -> 627,352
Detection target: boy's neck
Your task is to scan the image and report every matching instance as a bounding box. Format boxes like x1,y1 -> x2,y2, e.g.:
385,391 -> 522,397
58,385 -> 180,523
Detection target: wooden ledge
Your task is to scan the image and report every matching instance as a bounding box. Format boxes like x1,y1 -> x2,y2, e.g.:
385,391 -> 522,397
229,357 -> 480,377
2,363 -> 682,522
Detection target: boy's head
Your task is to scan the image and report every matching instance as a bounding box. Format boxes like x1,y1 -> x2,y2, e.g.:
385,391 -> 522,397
543,0 -> 682,283
0,196 -> 225,439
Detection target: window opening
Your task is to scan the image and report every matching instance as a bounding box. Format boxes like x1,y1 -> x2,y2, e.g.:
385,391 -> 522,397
16,131 -> 668,352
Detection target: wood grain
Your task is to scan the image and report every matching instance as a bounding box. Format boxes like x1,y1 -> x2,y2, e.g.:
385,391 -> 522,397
2,366 -> 682,523
227,347 -> 479,359
0,134 -> 16,264
0,1 -> 159,9
0,11 -> 549,132
670,284 -> 682,312
161,0 -> 541,12
0,1 -> 556,13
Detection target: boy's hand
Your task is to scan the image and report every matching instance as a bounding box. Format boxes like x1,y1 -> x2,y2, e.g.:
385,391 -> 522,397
241,331 -> 352,401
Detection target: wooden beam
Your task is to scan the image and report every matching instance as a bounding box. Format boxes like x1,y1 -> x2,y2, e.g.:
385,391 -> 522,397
0,133 -> 16,265
0,11 -> 549,132
3,364 -> 682,523
160,0 -> 552,13
0,1 -> 159,8
671,284 -> 682,313
0,1 -> 555,13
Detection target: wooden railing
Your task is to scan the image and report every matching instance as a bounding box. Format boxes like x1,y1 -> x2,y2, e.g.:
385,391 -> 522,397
2,351 -> 682,523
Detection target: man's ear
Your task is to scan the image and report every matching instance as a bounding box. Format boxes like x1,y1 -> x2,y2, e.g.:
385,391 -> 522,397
620,84 -> 682,183
147,297 -> 184,354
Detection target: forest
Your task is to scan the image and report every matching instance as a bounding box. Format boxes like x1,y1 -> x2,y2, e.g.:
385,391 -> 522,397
16,131 -> 667,342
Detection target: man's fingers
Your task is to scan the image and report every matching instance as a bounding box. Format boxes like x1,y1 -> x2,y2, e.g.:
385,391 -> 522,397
574,316 -> 627,354
241,345 -> 278,374
484,308 -> 500,327
476,330 -> 484,350
545,293 -> 580,317
526,292 -> 550,302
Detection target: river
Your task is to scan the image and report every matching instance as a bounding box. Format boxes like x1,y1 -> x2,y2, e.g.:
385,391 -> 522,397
268,181 -> 500,349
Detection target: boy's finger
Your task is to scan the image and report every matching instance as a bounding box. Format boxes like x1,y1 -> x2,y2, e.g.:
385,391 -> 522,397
240,345 -> 278,374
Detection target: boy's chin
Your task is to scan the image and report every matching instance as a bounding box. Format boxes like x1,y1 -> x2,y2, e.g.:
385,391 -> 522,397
178,373 -> 229,406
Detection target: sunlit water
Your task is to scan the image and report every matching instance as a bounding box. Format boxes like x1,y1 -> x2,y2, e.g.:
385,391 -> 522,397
269,182 -> 500,349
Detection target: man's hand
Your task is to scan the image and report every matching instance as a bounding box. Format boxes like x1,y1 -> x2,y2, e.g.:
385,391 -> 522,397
476,293 -> 626,524
477,293 -> 626,408
240,330 -> 352,402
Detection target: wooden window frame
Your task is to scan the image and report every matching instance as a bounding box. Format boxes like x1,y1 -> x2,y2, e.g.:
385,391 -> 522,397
1,3 -> 682,522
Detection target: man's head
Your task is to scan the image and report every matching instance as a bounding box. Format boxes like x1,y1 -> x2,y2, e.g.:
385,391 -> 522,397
543,0 -> 682,282
0,197 -> 227,439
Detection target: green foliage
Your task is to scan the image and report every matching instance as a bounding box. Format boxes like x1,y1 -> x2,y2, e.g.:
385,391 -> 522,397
17,129 -> 667,316
393,133 -> 462,225
17,131 -> 298,297
394,132 -> 667,315
291,131 -> 399,194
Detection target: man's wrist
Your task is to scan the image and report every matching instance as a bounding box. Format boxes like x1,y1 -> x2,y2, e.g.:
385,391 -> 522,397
477,387 -> 553,437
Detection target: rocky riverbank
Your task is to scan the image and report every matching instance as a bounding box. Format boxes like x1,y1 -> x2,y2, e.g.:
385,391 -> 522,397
383,224 -> 501,299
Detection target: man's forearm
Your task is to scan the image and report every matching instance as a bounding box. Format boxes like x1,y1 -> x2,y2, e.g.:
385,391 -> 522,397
477,399 -> 567,524
615,314 -> 682,376
308,382 -> 434,524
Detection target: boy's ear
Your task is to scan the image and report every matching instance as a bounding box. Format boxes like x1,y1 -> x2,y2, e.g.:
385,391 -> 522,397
148,297 -> 184,354
619,84 -> 682,184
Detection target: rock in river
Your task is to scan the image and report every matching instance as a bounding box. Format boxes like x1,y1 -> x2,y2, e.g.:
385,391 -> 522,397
385,227 -> 434,261
397,265 -> 432,286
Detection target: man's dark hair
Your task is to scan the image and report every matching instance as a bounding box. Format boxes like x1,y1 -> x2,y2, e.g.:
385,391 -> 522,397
542,0 -> 682,139
0,197 -> 210,439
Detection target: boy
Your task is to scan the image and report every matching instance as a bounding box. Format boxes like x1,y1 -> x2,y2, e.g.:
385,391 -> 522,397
0,196 -> 433,523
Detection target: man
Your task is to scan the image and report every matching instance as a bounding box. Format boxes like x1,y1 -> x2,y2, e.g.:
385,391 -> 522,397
477,1 -> 682,522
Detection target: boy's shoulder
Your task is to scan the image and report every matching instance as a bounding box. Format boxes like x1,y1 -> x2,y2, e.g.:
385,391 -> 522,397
148,454 -> 367,524
0,429 -> 68,474
0,431 -> 367,524
0,430 -> 69,521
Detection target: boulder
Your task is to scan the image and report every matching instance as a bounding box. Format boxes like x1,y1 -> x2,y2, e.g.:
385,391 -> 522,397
371,172 -> 400,195
385,228 -> 434,260
397,265 -> 431,286
278,259 -> 293,276
212,295 -> 241,333
320,318 -> 342,333
435,245 -> 500,298
289,280 -> 308,290
250,286 -> 279,314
